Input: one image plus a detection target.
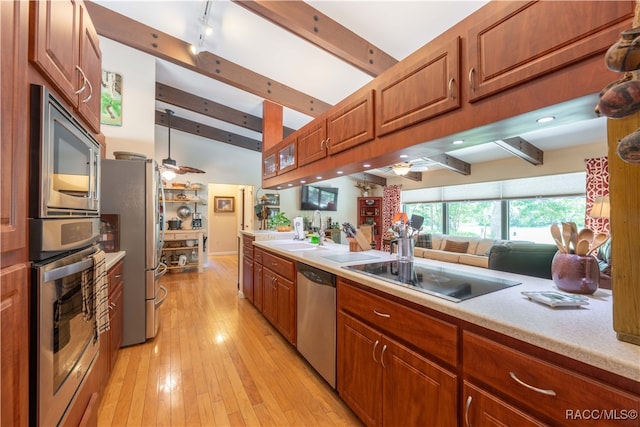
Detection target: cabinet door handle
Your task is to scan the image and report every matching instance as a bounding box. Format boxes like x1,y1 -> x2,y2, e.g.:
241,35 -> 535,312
508,371 -> 557,396
468,67 -> 475,92
448,77 -> 456,99
372,340 -> 379,363
464,395 -> 472,427
380,344 -> 387,368
320,139 -> 325,150
373,309 -> 390,318
74,66 -> 88,95
325,138 -> 331,149
82,78 -> 93,103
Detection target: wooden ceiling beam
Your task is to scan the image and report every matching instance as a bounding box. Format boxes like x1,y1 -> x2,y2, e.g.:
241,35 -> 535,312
155,110 -> 262,152
427,154 -> 471,175
234,0 -> 398,77
85,1 -> 331,117
156,83 -> 296,136
493,136 -> 544,165
350,173 -> 387,187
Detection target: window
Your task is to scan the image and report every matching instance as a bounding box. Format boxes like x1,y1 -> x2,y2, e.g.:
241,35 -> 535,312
447,200 -> 502,238
403,195 -> 585,243
508,196 -> 585,243
404,203 -> 442,234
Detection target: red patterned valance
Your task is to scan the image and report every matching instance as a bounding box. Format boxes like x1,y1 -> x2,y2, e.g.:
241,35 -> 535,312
585,157 -> 610,234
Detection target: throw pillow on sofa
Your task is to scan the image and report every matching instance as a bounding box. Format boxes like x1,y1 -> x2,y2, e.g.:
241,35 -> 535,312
443,240 -> 469,253
415,233 -> 432,249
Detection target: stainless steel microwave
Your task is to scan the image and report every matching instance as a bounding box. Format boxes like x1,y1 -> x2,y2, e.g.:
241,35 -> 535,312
30,85 -> 101,218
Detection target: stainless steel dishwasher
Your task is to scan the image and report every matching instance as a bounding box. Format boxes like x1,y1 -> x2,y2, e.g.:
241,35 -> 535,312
296,262 -> 337,389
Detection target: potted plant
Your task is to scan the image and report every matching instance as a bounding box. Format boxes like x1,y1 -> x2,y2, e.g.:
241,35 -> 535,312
269,212 -> 292,231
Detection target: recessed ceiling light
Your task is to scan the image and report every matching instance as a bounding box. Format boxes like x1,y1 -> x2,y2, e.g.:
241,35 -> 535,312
287,183 -> 293,187
399,154 -> 408,158
316,176 -> 322,180
337,171 -> 344,174
276,186 -> 281,189
537,116 -> 555,123
300,180 -> 306,184
363,164 -> 371,168
452,139 -> 464,145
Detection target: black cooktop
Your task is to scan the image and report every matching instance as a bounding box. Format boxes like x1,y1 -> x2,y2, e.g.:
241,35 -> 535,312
343,261 -> 521,302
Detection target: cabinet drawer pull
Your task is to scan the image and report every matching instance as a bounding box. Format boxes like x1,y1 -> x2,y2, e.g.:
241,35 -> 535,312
271,262 -> 278,267
509,371 -> 556,396
468,67 -> 475,92
380,344 -> 387,368
448,77 -> 456,99
464,395 -> 472,427
372,340 -> 379,363
373,309 -> 390,318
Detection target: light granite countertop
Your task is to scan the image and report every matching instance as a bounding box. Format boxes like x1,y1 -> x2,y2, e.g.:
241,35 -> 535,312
104,251 -> 125,271
253,238 -> 640,383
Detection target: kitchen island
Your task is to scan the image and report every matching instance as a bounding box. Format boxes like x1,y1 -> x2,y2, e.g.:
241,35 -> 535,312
249,237 -> 640,426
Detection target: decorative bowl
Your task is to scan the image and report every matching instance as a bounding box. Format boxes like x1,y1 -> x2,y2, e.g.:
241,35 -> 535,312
364,199 -> 376,206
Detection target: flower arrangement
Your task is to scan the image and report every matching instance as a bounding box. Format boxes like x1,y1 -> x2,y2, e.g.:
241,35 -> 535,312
355,181 -> 377,196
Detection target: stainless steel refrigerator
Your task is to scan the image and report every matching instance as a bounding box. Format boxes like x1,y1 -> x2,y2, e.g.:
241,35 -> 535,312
101,158 -> 167,346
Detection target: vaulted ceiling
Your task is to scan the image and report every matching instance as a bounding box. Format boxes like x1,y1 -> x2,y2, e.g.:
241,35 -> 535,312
88,0 -> 607,179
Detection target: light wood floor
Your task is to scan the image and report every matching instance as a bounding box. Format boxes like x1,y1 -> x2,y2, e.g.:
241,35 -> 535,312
97,255 -> 362,427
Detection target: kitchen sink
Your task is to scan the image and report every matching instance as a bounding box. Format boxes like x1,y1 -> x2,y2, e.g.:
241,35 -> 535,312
268,240 -> 328,251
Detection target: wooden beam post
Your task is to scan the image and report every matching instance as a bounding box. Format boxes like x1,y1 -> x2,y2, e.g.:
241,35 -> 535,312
263,100 -> 283,153
608,115 -> 640,346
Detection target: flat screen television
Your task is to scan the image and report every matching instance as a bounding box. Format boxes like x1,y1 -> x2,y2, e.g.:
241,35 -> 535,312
300,185 -> 338,211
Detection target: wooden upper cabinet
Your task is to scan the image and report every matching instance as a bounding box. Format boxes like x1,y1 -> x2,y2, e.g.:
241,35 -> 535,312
467,1 -> 634,102
1,0 -> 29,265
376,37 -> 460,136
262,148 -> 277,179
297,119 -> 327,167
326,89 -> 375,155
30,0 -> 101,133
30,0 -> 79,105
277,134 -> 297,175
76,0 -> 102,133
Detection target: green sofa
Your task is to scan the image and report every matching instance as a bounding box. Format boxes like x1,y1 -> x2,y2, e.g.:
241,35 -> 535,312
488,242 -> 559,279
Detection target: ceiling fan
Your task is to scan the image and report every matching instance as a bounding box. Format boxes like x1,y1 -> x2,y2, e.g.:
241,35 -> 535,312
387,158 -> 433,176
161,109 -> 205,179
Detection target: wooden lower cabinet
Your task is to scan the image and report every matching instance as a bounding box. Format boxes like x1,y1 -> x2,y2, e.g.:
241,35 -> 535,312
463,381 -> 546,427
253,249 -> 263,311
108,260 -> 124,370
262,266 -> 295,344
0,264 -> 30,427
242,254 -> 254,303
337,280 -> 458,426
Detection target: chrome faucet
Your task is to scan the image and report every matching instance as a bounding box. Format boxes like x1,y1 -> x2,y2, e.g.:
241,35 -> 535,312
313,210 -> 325,246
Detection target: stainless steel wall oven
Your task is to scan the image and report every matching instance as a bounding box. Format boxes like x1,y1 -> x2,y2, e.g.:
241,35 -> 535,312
30,246 -> 100,427
29,84 -> 102,426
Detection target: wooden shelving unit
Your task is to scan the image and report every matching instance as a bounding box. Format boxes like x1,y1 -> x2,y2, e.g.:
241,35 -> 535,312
357,197 -> 382,250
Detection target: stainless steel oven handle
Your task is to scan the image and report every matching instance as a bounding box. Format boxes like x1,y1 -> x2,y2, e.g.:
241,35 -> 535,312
155,285 -> 168,307
44,258 -> 93,282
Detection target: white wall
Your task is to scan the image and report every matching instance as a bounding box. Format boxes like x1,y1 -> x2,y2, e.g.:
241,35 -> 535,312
99,38 -> 156,158
207,183 -> 241,255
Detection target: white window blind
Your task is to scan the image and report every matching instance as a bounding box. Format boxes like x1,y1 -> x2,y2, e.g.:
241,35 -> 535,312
402,172 -> 586,203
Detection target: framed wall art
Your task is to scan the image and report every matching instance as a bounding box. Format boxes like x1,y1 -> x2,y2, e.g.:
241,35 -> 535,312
100,70 -> 123,126
214,196 -> 235,213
